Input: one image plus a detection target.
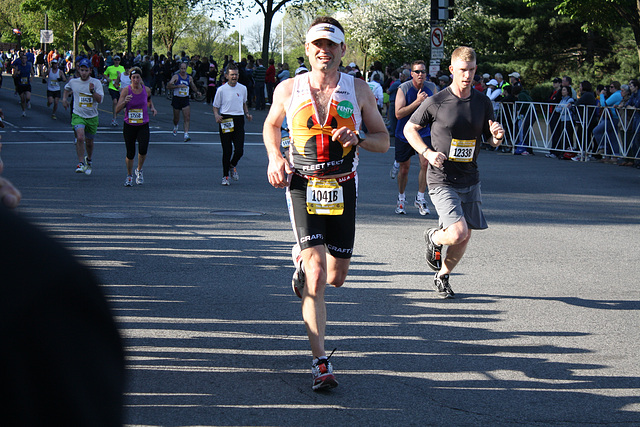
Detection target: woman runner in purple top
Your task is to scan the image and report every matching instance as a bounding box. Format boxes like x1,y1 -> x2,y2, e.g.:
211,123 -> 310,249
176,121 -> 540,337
116,67 -> 157,186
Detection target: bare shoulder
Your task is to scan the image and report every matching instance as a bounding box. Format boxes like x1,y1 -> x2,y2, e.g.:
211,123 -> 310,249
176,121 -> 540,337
353,77 -> 371,93
353,77 -> 375,103
272,78 -> 295,107
267,79 -> 295,122
275,77 -> 295,97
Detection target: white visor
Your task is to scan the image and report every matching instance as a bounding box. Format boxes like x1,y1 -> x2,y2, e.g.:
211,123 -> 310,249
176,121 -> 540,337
305,23 -> 345,45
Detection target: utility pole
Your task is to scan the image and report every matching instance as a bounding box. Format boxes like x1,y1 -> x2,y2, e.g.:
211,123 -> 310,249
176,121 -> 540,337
430,0 -> 455,76
148,0 -> 153,56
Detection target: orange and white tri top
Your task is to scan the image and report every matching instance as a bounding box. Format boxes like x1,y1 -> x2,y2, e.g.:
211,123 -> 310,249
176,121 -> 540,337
286,72 -> 362,177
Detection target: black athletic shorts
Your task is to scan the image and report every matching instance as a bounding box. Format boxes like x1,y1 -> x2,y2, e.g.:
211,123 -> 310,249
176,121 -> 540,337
47,90 -> 61,99
286,172 -> 357,259
109,88 -> 121,101
395,135 -> 431,163
171,96 -> 189,110
17,84 -> 31,94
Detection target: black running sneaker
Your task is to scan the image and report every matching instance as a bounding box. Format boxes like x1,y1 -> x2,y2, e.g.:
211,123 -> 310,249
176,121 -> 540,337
433,273 -> 455,299
424,228 -> 442,271
291,244 -> 305,299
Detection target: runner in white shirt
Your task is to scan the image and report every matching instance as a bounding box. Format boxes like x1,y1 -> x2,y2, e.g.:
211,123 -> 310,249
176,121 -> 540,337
62,59 -> 104,175
212,63 -> 252,185
45,59 -> 67,120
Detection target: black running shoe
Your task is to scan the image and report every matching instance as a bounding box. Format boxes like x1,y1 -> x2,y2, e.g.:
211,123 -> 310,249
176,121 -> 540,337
291,244 -> 305,299
433,273 -> 455,299
424,228 -> 442,271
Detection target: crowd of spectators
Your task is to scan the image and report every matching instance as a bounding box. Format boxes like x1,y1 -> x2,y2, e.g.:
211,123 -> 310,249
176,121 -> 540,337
2,47 -> 638,167
368,61 -> 639,168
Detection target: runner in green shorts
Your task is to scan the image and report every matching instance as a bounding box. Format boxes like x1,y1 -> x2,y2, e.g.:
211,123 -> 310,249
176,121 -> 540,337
62,59 -> 103,175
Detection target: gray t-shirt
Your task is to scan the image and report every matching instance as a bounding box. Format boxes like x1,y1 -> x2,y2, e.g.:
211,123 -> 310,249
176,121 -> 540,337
410,87 -> 494,189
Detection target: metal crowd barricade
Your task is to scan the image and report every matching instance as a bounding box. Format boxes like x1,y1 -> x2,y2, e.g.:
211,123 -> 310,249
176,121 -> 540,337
494,101 -> 640,161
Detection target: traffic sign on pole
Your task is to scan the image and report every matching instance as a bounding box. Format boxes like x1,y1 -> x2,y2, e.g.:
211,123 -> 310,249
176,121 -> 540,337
40,30 -> 53,44
430,26 -> 444,60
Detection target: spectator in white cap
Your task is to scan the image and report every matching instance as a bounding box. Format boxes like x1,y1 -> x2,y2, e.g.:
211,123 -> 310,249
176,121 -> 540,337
486,79 -> 502,115
508,72 -> 521,87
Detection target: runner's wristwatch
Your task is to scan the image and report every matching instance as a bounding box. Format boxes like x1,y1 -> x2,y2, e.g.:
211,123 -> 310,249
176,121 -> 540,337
356,130 -> 366,146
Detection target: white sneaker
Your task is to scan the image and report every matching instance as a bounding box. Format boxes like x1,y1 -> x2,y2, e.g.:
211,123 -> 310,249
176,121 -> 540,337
414,196 -> 430,216
84,157 -> 92,175
111,118 -> 118,127
390,162 -> 399,179
172,125 -> 178,137
230,166 -> 239,181
22,111 -> 26,117
135,169 -> 144,185
124,175 -> 133,186
184,133 -> 190,142
221,176 -> 230,186
395,198 -> 406,214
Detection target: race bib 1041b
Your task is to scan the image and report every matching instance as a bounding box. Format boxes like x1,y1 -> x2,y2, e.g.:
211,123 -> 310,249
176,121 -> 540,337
306,178 -> 344,215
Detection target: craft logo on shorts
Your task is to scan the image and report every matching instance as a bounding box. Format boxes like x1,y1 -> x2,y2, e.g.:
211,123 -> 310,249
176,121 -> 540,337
337,100 -> 353,118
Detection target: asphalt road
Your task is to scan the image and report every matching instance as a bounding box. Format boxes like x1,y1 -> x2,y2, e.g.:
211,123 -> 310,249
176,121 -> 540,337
2,75 -> 640,426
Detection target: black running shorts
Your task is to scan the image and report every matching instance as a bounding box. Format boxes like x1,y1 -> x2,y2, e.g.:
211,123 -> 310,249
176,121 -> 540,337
286,173 -> 357,259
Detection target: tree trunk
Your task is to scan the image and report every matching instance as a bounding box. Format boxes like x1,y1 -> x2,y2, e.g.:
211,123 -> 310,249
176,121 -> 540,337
261,8 -> 274,65
632,3 -> 640,73
73,23 -> 78,65
127,22 -> 134,54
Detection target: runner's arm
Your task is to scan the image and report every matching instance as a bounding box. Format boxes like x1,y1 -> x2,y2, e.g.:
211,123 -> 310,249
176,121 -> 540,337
263,80 -> 293,188
395,86 -> 427,119
404,120 -> 444,168
115,87 -> 129,114
90,81 -> 103,103
61,88 -> 71,109
146,86 -> 157,116
212,106 -> 223,123
166,74 -> 178,89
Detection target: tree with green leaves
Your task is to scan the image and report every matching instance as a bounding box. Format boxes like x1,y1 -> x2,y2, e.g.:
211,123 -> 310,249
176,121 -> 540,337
526,0 -> 640,72
204,0 -> 344,64
22,0 -> 109,61
114,0 -> 148,53
342,0 -> 431,71
444,0 -> 636,86
152,1 -> 191,56
0,0 -> 26,43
